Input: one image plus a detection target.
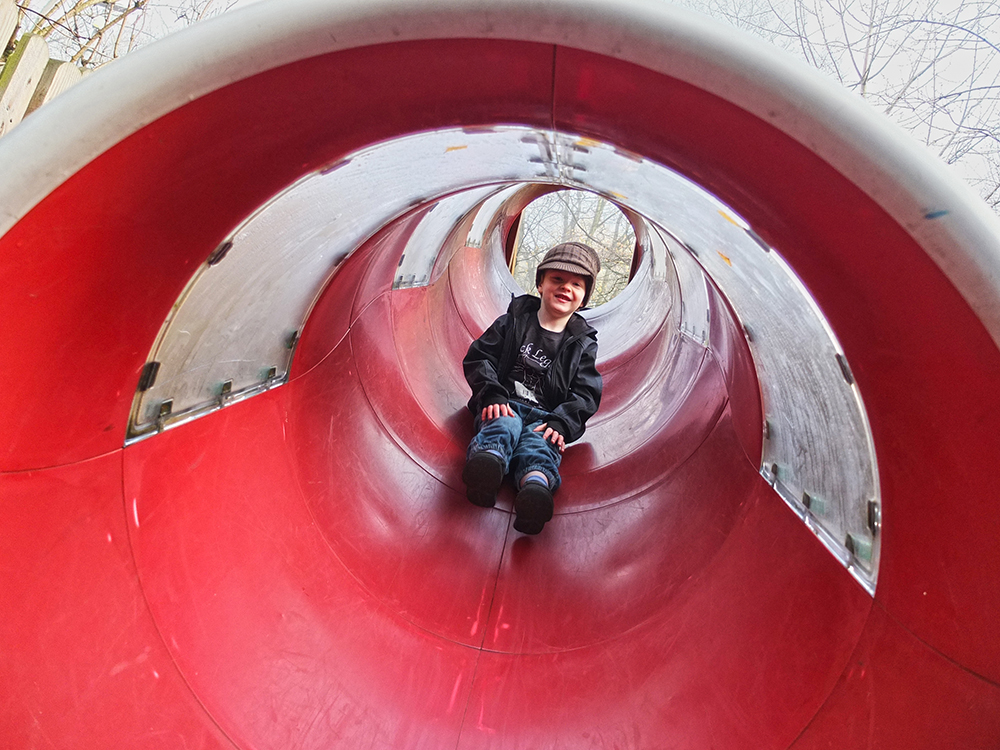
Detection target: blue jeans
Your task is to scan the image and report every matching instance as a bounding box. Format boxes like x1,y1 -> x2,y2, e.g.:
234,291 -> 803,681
467,401 -> 562,491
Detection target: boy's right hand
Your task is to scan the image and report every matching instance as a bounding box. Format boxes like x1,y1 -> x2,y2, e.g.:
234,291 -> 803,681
482,403 -> 514,421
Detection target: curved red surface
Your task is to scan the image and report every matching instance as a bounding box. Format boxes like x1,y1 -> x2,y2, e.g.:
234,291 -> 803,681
2,37 -> 1000,749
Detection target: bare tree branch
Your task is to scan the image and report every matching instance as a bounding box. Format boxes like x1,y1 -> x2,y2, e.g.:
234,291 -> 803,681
679,0 -> 1000,213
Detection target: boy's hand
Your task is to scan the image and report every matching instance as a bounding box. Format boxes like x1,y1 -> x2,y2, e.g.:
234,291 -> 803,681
482,403 -> 514,421
534,423 -> 565,452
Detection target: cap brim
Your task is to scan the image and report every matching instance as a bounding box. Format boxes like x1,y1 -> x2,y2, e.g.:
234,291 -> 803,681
537,260 -> 595,279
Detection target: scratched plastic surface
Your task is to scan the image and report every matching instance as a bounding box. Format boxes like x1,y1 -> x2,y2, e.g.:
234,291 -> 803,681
2,29 -> 1000,750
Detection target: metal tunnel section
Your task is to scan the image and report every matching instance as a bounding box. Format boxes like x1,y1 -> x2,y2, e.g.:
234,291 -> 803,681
127,126 -> 881,589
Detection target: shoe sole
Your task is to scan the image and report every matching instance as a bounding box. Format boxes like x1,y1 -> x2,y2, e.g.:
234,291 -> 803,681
514,483 -> 553,534
463,452 -> 504,508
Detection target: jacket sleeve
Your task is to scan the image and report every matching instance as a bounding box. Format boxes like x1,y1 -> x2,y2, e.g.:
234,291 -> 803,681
463,313 -> 512,414
546,334 -> 602,444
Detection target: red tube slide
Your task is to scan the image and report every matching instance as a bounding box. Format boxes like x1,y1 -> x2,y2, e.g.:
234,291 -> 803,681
2,2 -> 999,748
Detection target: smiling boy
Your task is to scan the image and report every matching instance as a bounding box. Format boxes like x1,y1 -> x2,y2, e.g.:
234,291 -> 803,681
462,242 -> 603,534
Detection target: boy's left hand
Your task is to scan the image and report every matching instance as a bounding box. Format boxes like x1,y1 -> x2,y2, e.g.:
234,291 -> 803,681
534,423 -> 565,452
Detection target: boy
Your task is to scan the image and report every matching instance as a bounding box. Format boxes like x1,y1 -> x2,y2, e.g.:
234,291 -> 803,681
462,242 -> 603,534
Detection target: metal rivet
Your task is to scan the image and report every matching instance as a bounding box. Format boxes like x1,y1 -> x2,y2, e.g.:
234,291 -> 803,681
867,500 -> 881,535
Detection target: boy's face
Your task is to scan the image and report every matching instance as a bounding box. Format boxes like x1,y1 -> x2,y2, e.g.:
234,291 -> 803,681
537,269 -> 588,318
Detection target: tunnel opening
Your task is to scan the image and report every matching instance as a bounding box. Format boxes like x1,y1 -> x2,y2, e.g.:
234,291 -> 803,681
507,188 -> 638,307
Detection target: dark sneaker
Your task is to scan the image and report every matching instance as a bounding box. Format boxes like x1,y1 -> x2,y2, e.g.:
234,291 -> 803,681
463,452 -> 505,508
513,482 -> 554,534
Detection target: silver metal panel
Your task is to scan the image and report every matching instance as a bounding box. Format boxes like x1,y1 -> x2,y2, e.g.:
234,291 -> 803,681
394,186 -> 503,290
660,228 -> 711,347
756,252 -> 882,586
466,184 -> 530,250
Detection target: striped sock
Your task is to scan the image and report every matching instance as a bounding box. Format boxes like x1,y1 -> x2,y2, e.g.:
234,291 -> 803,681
521,474 -> 549,488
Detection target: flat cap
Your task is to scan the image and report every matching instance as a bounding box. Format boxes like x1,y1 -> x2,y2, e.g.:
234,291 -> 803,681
535,242 -> 602,306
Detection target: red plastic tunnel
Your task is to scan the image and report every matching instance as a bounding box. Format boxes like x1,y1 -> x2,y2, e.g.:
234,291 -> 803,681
2,2 -> 1000,748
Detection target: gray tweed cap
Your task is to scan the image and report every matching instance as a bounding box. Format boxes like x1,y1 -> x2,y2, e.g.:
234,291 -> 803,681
534,242 -> 602,307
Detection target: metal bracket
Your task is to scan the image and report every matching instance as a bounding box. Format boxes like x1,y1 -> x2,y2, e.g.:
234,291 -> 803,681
137,361 -> 160,392
802,491 -> 826,515
845,533 -> 873,562
155,398 -> 173,432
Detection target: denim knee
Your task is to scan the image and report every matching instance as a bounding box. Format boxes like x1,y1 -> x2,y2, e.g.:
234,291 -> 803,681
510,420 -> 562,491
468,411 -> 523,464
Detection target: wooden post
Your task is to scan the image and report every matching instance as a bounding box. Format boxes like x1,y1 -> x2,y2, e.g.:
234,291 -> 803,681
26,59 -> 84,115
0,33 -> 49,135
0,0 -> 17,56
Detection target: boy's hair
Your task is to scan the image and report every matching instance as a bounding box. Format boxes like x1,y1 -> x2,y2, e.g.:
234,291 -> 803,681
534,242 -> 602,307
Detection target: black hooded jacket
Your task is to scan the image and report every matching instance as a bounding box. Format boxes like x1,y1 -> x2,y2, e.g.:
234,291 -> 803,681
463,295 -> 602,444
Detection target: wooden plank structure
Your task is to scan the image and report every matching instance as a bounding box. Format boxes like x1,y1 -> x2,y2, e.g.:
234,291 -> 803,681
0,0 -> 16,51
27,58 -> 84,114
0,0 -> 85,137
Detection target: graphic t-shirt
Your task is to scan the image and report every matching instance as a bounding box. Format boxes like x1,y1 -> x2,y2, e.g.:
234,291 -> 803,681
507,315 -> 565,410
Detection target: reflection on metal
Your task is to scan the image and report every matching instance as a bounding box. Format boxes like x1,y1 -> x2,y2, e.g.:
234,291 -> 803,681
749,249 -> 881,591
127,126 -> 880,591
465,184 -> 529,250
631,212 -> 668,285
662,230 -> 711,347
393,186 -> 502,289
